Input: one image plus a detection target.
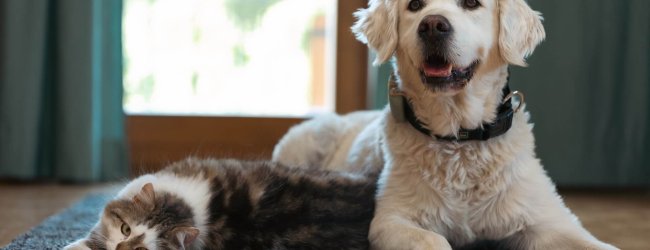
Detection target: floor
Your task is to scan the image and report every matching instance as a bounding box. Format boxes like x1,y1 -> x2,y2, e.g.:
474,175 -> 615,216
560,190 -> 650,249
0,183 -> 120,247
0,184 -> 648,249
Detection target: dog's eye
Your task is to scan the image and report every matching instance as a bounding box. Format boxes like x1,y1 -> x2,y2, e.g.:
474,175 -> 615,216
408,0 -> 423,12
462,0 -> 481,10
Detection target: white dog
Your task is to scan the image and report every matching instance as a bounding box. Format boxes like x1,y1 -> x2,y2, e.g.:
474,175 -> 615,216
273,0 -> 618,249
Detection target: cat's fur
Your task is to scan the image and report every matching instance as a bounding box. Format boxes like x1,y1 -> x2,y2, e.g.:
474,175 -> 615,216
64,158 -> 377,250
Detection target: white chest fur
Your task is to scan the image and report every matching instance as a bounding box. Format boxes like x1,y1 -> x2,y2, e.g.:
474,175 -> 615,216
378,110 -> 540,245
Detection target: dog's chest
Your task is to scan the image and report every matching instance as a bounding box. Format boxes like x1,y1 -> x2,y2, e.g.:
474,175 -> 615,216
413,141 -> 511,195
428,194 -> 527,245
398,140 -> 526,243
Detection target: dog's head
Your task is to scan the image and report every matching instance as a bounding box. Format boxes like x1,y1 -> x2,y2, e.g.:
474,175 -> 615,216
353,0 -> 545,94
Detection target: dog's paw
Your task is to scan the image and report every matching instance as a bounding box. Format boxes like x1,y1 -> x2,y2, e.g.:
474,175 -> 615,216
549,240 -> 620,250
371,231 -> 452,250
583,242 -> 620,250
411,235 -> 453,250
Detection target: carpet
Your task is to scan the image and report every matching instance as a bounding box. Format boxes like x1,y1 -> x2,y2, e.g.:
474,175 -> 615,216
2,193 -> 507,250
2,193 -> 111,250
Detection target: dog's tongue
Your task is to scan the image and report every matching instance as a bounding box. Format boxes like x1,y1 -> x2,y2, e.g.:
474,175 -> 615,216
423,63 -> 453,77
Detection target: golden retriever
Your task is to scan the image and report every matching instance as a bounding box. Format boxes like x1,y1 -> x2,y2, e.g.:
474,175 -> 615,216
274,0 -> 618,249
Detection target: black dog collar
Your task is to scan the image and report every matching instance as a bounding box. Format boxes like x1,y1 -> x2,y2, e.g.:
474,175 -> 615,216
388,74 -> 522,142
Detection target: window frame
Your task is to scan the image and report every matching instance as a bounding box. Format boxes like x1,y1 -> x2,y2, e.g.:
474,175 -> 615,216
127,0 -> 369,172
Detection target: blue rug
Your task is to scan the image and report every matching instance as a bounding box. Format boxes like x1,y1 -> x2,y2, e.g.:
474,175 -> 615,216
1,193 -> 506,250
2,193 -> 111,250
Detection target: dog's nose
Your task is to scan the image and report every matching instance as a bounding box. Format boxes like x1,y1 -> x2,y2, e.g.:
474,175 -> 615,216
418,15 -> 453,39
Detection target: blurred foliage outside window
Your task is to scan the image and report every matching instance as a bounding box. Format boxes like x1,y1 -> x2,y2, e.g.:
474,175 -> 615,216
123,0 -> 336,116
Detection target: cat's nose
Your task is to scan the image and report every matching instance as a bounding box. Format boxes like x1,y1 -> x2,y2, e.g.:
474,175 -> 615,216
115,242 -> 128,250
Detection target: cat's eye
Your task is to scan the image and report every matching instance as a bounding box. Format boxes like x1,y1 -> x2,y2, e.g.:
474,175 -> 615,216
120,223 -> 131,236
462,0 -> 481,10
408,0 -> 424,12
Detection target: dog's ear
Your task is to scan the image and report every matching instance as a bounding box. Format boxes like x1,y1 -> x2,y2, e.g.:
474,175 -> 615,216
352,0 -> 399,65
498,0 -> 546,66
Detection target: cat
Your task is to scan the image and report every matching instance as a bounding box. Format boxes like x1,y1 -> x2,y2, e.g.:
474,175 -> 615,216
64,157 -> 377,250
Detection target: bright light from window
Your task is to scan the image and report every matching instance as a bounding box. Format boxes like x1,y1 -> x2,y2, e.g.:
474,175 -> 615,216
123,0 -> 337,116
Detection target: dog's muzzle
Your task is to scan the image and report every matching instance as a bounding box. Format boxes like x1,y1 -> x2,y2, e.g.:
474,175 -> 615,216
416,15 -> 478,91
418,15 -> 453,42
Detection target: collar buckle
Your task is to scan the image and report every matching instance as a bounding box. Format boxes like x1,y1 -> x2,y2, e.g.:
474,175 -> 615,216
388,74 -> 407,123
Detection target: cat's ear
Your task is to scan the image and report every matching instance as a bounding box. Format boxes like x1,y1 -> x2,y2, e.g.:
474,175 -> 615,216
173,227 -> 200,248
133,183 -> 155,211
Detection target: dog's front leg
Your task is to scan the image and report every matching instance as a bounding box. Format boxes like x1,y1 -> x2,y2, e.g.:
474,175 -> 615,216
369,213 -> 452,250
506,222 -> 619,250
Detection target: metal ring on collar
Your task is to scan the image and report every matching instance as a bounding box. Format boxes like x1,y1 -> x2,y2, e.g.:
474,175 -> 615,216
388,74 -> 405,97
503,91 -> 525,113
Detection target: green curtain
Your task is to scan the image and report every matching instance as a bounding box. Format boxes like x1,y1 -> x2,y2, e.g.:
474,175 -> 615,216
0,0 -> 127,182
512,0 -> 650,187
372,0 -> 650,187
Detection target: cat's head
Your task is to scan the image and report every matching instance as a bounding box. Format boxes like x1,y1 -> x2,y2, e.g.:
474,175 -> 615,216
64,183 -> 200,250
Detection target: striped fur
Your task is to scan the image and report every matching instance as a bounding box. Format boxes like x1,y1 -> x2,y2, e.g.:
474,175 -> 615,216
65,158 -> 377,250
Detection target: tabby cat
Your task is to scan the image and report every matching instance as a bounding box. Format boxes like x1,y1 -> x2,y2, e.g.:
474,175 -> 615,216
64,158 -> 377,250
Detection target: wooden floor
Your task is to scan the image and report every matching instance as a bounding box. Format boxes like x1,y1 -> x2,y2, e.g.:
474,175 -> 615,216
561,190 -> 650,250
0,183 -> 121,247
0,184 -> 648,249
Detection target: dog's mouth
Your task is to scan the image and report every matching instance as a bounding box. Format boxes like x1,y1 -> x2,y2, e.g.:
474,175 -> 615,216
420,55 -> 479,91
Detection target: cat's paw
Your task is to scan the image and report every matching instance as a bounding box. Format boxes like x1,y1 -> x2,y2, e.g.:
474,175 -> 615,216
62,239 -> 90,250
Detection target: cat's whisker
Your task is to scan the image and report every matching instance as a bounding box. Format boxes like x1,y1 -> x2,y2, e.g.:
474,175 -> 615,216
94,232 -> 109,241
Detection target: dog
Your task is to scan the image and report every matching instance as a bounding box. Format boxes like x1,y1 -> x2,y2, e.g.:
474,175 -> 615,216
273,0 -> 618,249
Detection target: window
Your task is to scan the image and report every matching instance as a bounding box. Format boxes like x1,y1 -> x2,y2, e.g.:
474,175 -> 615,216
124,0 -> 369,172
123,0 -> 336,116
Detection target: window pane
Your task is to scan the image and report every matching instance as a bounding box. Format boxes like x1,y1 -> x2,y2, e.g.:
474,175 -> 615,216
123,0 -> 337,116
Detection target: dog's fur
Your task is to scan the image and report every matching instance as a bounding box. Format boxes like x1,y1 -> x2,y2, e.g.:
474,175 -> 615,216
273,0 -> 618,249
